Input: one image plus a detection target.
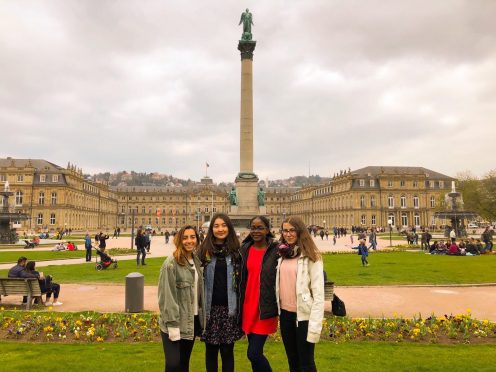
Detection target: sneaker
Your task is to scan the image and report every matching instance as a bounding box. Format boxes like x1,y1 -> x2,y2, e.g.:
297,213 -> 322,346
52,301 -> 63,306
142,263 -> 147,265
45,302 -> 53,307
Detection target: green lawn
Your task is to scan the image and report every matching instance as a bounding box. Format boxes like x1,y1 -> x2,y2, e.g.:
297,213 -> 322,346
0,250 -> 86,264
0,340 -> 495,371
1,252 -> 495,286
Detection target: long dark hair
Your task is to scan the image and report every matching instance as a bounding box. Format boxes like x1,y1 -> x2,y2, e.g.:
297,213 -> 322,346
25,261 -> 36,271
198,213 -> 240,262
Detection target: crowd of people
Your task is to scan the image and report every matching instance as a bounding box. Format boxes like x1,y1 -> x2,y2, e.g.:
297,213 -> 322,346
158,214 -> 324,372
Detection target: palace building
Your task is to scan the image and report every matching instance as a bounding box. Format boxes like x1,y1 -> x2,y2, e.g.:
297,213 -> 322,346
0,158 -> 453,232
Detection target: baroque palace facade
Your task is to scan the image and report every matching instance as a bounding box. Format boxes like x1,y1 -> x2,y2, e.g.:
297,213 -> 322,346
1,158 -> 453,232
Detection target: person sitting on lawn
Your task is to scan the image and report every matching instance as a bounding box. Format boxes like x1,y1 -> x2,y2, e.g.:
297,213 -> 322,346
52,242 -> 66,251
475,239 -> 484,254
447,240 -> 461,256
25,261 -> 62,306
67,241 -> 76,251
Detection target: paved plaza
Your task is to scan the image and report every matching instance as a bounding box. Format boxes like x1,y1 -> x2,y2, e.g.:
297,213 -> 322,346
1,235 -> 495,320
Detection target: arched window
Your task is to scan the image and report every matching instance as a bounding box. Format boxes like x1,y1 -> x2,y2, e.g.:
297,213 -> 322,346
370,195 -> 376,208
15,191 -> 23,206
401,212 -> 408,226
430,196 -> 435,208
388,195 -> 394,208
414,213 -> 420,226
360,195 -> 365,208
388,213 -> 395,226
361,214 -> 366,225
413,195 -> 419,209
400,195 -> 407,208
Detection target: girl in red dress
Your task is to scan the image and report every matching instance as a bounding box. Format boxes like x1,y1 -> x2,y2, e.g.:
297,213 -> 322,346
240,216 -> 279,372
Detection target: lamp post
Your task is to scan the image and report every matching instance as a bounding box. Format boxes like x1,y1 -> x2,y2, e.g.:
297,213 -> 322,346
388,218 -> 392,247
130,209 -> 135,250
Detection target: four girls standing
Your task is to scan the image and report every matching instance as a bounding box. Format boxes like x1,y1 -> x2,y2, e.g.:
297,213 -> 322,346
157,215 -> 325,372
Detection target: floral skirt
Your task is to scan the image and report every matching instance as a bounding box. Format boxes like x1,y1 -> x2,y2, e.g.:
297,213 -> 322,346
201,305 -> 244,345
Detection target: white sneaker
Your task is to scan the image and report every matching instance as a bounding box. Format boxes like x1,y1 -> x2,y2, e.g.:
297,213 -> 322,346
52,301 -> 63,306
45,302 -> 53,307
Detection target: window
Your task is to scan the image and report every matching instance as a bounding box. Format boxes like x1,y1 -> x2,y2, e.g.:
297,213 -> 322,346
400,180 -> 405,187
121,206 -> 125,213
359,179 -> 365,187
361,214 -> 366,225
429,181 -> 435,188
142,207 -> 146,214
414,213 -> 420,226
17,175 -> 24,182
0,174 -> 6,182
40,174 -> 46,183
371,215 -> 376,225
148,218 -> 152,224
439,181 -> 444,188
369,179 -> 375,187
37,213 -> 43,225
39,192 -> 45,205
360,195 -> 365,208
388,195 -> 394,208
430,196 -> 436,208
50,213 -> 56,225
401,213 -> 408,226
141,218 -> 145,224
370,195 -> 376,208
213,207 -> 217,212
387,180 -> 393,188
162,217 -> 166,224
15,191 -> 23,206
51,192 -> 57,205
204,207 -> 209,212
149,208 -> 152,214
413,195 -> 419,209
52,174 -> 59,182
388,213 -> 395,226
413,181 -> 418,188
400,195 -> 407,208
169,217 -> 173,224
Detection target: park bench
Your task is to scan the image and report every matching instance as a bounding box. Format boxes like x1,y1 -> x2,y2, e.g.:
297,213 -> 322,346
0,278 -> 43,309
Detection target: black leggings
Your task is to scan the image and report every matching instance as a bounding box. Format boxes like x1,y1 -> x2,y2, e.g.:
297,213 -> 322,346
280,309 -> 317,372
246,333 -> 272,372
161,331 -> 195,372
205,343 -> 234,372
46,283 -> 61,300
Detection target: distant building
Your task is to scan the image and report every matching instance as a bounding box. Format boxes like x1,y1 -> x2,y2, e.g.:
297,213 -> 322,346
0,158 -> 453,231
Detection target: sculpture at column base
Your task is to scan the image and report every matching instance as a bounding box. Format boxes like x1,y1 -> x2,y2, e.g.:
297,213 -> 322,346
236,171 -> 258,181
238,40 -> 256,60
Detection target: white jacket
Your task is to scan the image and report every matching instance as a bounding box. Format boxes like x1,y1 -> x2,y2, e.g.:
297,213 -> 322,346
276,255 -> 324,343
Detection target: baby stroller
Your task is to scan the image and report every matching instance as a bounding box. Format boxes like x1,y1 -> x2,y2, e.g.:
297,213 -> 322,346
95,246 -> 118,271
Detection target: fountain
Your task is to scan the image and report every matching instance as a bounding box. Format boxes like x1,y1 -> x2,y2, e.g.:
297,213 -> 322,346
0,181 -> 29,244
434,181 -> 477,238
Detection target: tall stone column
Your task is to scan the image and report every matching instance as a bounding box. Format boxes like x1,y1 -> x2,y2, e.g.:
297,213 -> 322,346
238,41 -> 256,177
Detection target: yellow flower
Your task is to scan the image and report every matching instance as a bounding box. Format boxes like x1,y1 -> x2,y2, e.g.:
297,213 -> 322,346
96,336 -> 104,342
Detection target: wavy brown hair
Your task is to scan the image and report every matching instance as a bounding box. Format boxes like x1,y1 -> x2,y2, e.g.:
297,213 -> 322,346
280,216 -> 321,262
173,225 -> 199,266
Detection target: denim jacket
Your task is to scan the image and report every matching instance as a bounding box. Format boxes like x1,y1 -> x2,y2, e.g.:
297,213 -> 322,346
204,255 -> 238,318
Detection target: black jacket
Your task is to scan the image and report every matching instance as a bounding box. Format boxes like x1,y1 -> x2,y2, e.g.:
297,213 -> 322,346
239,238 -> 279,321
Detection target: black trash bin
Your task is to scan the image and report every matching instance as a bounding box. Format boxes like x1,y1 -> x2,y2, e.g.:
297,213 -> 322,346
125,272 -> 144,313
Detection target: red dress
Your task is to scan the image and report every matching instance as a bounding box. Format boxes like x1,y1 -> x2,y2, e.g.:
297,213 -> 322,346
242,246 -> 278,335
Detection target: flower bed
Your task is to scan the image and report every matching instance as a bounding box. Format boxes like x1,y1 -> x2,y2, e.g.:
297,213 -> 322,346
1,309 -> 495,344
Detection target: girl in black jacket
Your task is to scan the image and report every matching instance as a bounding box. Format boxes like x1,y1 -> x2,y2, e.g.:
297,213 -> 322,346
239,216 -> 279,372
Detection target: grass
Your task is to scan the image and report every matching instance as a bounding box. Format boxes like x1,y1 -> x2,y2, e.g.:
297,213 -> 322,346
0,340 -> 495,371
1,251 -> 495,286
0,249 -> 139,264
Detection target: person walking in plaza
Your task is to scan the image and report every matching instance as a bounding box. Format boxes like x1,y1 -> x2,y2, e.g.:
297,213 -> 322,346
198,213 -> 243,372
368,228 -> 377,251
165,230 -> 170,244
276,216 -> 324,372
240,216 -> 279,372
98,232 -> 109,252
84,232 -> 93,262
145,230 -> 151,253
135,229 -> 147,266
158,225 -> 205,372
353,239 -> 369,266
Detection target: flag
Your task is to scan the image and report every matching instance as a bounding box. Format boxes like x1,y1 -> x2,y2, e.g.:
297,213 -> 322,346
206,162 -> 210,167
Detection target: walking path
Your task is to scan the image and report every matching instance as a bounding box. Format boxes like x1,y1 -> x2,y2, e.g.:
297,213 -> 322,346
1,235 -> 495,320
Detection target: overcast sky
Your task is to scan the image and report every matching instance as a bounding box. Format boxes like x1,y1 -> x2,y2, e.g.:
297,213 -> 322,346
1,0 -> 495,182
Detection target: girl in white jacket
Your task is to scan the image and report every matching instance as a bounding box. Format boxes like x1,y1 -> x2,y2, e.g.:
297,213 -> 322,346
276,216 -> 324,372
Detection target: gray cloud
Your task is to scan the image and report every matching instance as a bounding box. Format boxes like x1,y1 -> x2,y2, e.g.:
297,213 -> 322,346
1,0 -> 495,182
